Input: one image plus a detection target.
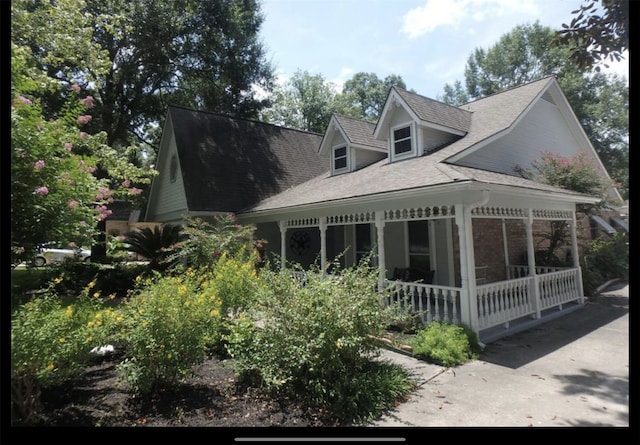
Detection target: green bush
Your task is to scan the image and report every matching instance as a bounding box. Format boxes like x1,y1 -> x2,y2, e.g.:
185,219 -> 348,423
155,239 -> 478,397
224,262 -> 415,424
581,232 -> 629,296
411,321 -> 480,367
11,292 -> 105,424
114,271 -> 223,394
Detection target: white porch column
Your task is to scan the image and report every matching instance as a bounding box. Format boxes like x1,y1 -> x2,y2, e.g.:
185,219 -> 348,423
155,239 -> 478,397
278,220 -> 287,270
455,204 -> 478,333
569,210 -> 585,303
375,212 -> 386,291
501,218 -> 510,279
525,210 -> 541,318
319,217 -> 327,272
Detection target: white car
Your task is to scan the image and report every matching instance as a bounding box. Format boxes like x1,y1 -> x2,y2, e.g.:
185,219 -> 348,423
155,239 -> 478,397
33,246 -> 91,267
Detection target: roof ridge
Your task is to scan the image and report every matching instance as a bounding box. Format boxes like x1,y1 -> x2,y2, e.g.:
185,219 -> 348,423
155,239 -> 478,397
456,75 -> 555,107
167,104 -> 324,136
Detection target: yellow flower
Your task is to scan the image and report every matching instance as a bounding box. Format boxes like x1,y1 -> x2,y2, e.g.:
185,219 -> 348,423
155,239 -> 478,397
46,363 -> 55,371
87,280 -> 96,290
167,353 -> 172,359
53,277 -> 63,285
93,291 -> 101,299
65,306 -> 73,318
59,337 -> 66,343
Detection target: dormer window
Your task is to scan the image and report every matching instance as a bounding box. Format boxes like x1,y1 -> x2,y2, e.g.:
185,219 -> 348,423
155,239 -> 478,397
333,145 -> 349,174
391,123 -> 415,161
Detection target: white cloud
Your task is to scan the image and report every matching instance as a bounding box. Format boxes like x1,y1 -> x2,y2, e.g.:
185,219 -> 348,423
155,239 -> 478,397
330,67 -> 355,92
402,0 -> 540,39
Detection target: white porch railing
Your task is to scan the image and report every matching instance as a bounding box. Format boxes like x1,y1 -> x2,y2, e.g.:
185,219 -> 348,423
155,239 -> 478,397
476,268 -> 581,330
380,268 -> 582,332
507,264 -> 570,279
382,281 -> 461,325
476,277 -> 533,330
537,268 -> 581,310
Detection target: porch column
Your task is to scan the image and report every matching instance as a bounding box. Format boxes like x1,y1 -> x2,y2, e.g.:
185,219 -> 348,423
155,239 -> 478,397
375,212 -> 386,291
455,204 -> 478,333
319,217 -> 327,272
278,221 -> 287,270
569,210 -> 585,303
501,219 -> 510,279
525,211 -> 541,318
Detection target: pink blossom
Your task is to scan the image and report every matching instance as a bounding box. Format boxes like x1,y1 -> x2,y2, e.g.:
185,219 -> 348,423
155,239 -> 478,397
34,160 -> 45,170
70,84 -> 81,93
68,200 -> 79,208
18,95 -> 32,105
77,115 -> 92,125
80,96 -> 95,109
80,132 -> 88,139
64,142 -> 73,151
213,250 -> 221,258
86,166 -> 97,173
120,179 -> 131,188
34,186 -> 49,196
129,187 -> 143,195
68,242 -> 77,249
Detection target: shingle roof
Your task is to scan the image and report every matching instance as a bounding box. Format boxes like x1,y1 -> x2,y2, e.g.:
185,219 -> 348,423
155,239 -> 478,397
334,114 -> 387,150
243,77 -> 589,213
169,106 -> 328,213
393,87 -> 472,133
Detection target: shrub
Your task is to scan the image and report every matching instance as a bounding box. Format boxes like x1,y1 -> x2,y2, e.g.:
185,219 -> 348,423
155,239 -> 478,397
11,291 -> 105,424
206,253 -> 259,317
114,271 -> 223,394
411,321 -> 480,367
224,261 -> 415,424
581,231 -> 628,296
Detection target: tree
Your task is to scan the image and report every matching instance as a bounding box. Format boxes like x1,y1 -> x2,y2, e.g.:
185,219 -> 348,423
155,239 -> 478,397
335,73 -> 407,122
553,0 -> 629,72
11,0 -> 155,267
13,0 -> 275,154
260,71 -> 409,131
259,70 -> 337,133
440,22 -> 628,200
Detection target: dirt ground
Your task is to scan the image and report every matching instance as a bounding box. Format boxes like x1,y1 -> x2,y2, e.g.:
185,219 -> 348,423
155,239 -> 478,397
26,352 -> 334,428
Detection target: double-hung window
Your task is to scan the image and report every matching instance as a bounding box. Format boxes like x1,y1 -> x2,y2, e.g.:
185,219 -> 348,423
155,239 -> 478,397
392,124 -> 413,158
333,145 -> 348,173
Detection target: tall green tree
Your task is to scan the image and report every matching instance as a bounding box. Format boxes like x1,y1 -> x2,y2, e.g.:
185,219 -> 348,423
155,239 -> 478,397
260,71 -> 408,131
259,70 -> 337,133
440,22 -> 628,200
14,0 -> 275,154
335,72 -> 407,122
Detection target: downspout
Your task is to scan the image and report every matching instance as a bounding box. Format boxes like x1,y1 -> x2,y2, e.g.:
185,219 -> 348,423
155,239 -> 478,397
463,189 -> 491,347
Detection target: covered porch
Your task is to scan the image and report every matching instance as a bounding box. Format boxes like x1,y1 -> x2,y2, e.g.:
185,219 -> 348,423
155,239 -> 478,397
241,186 -> 589,344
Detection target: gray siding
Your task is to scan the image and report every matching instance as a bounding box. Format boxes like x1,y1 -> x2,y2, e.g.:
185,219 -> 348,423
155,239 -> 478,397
455,99 -> 583,175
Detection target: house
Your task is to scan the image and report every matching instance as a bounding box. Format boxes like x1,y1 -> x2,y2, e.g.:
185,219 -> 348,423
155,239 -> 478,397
145,76 -> 624,344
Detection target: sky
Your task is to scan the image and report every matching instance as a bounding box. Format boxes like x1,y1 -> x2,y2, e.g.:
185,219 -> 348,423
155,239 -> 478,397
258,0 -> 629,99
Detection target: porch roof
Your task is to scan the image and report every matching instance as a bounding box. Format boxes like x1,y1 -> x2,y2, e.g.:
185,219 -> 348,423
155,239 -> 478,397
239,159 -> 595,215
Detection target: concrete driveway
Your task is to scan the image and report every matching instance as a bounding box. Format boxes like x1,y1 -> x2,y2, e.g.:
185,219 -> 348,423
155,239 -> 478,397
371,281 -> 629,430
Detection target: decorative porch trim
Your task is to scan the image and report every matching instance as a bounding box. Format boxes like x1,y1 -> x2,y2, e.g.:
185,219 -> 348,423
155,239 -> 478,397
326,212 -> 375,225
384,205 -> 455,222
284,217 -> 319,228
471,207 -> 573,220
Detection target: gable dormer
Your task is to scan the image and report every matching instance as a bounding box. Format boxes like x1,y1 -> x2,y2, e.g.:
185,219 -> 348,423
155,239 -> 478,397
374,87 -> 472,162
318,114 -> 387,176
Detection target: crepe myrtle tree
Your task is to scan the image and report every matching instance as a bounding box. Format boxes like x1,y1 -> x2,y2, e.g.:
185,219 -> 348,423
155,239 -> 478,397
11,84 -> 154,267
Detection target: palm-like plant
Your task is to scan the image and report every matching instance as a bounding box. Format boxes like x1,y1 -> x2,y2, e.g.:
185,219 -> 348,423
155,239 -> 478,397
122,224 -> 188,271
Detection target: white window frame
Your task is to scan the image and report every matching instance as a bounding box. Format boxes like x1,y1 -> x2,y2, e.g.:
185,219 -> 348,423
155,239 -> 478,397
390,122 -> 416,162
332,144 -> 349,174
